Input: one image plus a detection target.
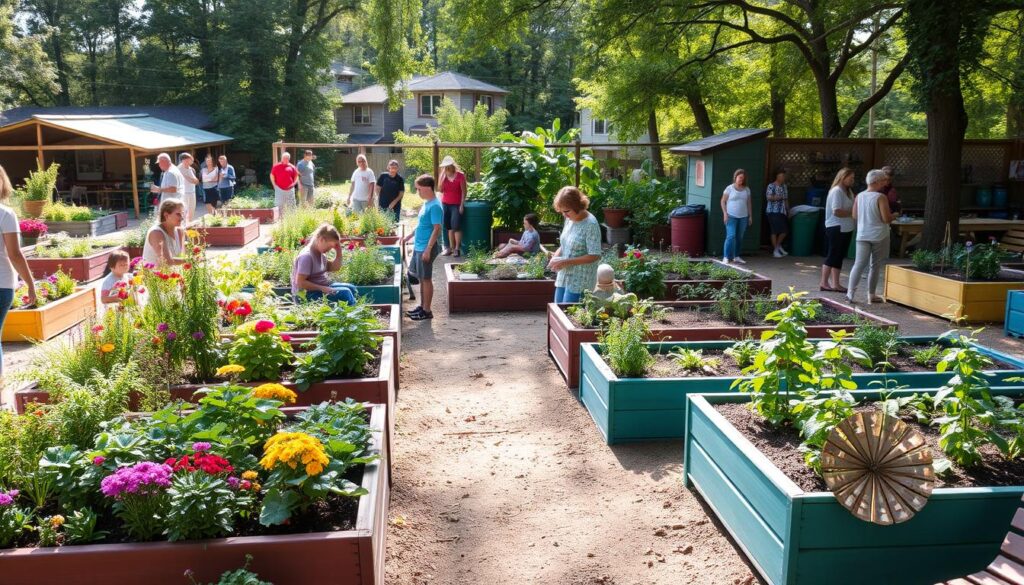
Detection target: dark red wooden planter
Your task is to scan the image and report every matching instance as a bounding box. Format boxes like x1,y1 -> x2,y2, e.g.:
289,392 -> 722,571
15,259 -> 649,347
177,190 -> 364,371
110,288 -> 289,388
27,245 -> 120,282
114,211 -> 129,230
655,260 -> 773,300
122,245 -> 144,259
492,228 -> 560,248
338,235 -> 400,247
547,298 -> 898,389
191,218 -> 260,247
0,404 -> 389,585
445,263 -> 555,313
224,206 -> 280,224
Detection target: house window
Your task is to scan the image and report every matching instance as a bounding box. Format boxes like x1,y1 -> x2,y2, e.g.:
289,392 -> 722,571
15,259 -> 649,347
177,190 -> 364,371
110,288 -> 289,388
420,94 -> 443,117
593,118 -> 610,135
353,106 -> 371,126
478,95 -> 493,114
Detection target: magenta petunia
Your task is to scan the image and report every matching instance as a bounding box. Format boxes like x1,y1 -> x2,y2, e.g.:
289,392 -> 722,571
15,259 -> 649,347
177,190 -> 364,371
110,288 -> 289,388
192,442 -> 211,453
93,456 -> 106,465
100,462 -> 172,499
191,331 -> 205,340
157,323 -> 169,332
165,331 -> 177,341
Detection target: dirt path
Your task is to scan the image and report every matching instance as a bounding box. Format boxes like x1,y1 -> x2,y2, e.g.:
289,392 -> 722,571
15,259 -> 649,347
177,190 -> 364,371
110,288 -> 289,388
385,259 -> 758,585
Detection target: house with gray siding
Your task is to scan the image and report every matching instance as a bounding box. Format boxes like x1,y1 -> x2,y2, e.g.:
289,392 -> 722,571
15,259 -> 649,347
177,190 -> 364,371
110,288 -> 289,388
335,70 -> 509,144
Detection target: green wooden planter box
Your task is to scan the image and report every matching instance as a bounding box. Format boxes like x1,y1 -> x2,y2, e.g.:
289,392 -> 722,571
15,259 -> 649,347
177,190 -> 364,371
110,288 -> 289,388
684,391 -> 1024,585
256,245 -> 401,265
580,336 -> 1024,444
246,255 -> 402,304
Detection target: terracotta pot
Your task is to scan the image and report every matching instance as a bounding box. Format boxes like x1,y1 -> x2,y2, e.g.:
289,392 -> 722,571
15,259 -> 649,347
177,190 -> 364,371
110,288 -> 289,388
22,200 -> 46,218
603,208 -> 628,228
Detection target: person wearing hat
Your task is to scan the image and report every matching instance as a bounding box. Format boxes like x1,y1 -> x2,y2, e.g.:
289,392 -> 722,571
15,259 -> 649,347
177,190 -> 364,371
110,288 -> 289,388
438,155 -> 467,256
177,152 -> 199,223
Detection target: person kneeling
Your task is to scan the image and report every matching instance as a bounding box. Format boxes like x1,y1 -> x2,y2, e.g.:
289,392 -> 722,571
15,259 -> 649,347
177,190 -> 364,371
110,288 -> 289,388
291,223 -> 358,304
495,213 -> 542,258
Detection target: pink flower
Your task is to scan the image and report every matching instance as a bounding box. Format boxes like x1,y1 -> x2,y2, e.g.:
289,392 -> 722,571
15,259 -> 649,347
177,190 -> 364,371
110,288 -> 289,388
157,323 -> 169,333
280,334 -> 292,342
165,331 -> 177,341
632,250 -> 642,259
192,331 -> 205,340
93,456 -> 106,465
192,442 -> 211,453
92,325 -> 104,334
227,476 -> 240,488
253,320 -> 276,334
240,480 -> 252,490
100,462 -> 173,499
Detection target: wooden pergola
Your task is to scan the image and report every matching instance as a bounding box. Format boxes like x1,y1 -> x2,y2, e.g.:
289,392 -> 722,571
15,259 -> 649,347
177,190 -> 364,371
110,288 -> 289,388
0,114 -> 233,218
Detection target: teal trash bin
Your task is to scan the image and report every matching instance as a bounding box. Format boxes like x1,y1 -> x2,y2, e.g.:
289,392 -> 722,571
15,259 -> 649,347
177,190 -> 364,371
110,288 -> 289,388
976,186 -> 993,207
789,210 -> 820,256
460,200 -> 493,255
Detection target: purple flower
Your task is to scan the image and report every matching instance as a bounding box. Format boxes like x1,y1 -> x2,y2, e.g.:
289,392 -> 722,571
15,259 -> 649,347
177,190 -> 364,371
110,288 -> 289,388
93,456 -> 106,466
165,331 -> 177,341
156,323 -> 169,333
0,489 -> 17,506
192,442 -> 211,453
226,476 -> 240,488
100,462 -> 172,499
191,331 -> 205,340
47,275 -> 57,284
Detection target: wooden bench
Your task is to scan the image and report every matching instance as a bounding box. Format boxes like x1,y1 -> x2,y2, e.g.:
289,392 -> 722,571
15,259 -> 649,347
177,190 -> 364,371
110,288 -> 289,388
938,497 -> 1024,584
1001,230 -> 1024,254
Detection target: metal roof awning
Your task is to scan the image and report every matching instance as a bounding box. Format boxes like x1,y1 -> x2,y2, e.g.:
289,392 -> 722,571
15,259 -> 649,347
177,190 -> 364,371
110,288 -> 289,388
669,128 -> 771,156
26,114 -> 233,152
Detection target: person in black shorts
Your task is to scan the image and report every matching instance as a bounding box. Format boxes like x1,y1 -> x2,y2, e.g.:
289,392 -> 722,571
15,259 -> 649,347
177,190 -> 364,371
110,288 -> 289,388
375,160 -> 404,220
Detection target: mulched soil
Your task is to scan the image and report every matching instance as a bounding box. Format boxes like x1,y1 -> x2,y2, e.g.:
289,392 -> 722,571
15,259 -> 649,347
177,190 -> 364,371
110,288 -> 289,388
714,402 -> 1024,491
909,266 -> 1024,283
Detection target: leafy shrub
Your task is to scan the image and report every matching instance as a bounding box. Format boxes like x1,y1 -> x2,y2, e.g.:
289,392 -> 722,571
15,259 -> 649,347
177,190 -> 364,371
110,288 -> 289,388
912,344 -> 944,367
270,207 -> 328,250
166,472 -> 246,541
354,206 -> 397,237
338,246 -> 391,286
669,348 -> 719,373
456,246 -> 491,276
599,315 -> 653,378
33,232 -> 115,259
41,202 -> 99,222
225,196 -> 275,210
293,302 -> 381,389
724,338 -> 758,368
849,324 -> 904,370
227,320 -> 295,382
911,249 -> 940,272
954,242 -> 1006,281
19,163 -> 60,201
619,247 -> 666,299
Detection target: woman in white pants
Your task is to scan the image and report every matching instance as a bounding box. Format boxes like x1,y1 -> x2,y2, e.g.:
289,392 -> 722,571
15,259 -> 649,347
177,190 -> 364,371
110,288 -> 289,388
846,168 -> 896,304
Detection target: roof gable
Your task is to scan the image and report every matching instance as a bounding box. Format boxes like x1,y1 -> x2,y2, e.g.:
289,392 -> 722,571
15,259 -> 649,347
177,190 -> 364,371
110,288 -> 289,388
0,105 -> 213,130
4,114 -> 233,151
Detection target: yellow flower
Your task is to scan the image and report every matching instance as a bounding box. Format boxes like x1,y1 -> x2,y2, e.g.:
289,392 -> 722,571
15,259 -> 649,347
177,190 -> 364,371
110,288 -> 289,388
49,515 -> 65,528
260,432 -> 330,476
252,383 -> 296,404
99,343 -> 115,353
216,364 -> 246,377
242,470 -> 259,481
186,229 -> 199,240
252,483 -> 261,492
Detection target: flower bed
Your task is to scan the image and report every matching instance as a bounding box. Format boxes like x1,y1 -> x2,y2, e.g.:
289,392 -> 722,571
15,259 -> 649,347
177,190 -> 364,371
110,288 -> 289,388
579,336 -> 1024,444
0,397 -> 389,585
27,239 -> 121,282
190,216 -> 260,247
614,251 -> 772,301
683,391 -> 1023,585
445,260 -> 555,313
1,286 -> 95,342
885,264 -> 1024,322
548,297 -> 896,389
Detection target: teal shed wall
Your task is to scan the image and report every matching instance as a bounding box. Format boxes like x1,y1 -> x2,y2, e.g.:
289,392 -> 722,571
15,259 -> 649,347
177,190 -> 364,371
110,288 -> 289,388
686,138 -> 767,256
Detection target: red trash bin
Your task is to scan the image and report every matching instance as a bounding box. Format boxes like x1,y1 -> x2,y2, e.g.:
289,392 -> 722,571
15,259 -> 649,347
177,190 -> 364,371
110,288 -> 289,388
671,213 -> 705,256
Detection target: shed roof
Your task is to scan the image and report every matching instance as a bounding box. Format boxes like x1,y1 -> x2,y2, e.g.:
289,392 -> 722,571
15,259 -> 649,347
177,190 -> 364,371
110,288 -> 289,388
0,105 -> 213,129
5,114 -> 232,151
340,71 -> 509,105
669,129 -> 771,156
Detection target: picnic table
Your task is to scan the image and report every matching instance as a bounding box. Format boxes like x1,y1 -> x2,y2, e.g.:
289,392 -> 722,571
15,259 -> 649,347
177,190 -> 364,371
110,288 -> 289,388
892,217 -> 1024,257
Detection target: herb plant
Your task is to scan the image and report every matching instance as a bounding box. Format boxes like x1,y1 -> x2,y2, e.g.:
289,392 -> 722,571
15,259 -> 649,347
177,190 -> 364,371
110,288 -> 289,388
724,338 -> 759,368
911,249 -> 940,272
668,348 -> 720,374
933,331 -> 1000,467
293,302 -> 381,389
599,315 -> 653,378
338,246 -> 391,286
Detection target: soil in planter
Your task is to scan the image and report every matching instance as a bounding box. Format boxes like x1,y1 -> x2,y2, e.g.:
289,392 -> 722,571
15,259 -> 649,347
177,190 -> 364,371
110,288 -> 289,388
455,262 -> 554,281
649,352 -> 745,378
713,402 -> 1024,491
908,266 -> 1024,283
571,304 -> 858,330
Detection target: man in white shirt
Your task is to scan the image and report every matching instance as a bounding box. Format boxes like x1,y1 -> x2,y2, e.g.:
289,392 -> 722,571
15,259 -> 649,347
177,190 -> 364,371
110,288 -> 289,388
151,152 -> 185,208
177,152 -> 200,223
347,154 -> 375,213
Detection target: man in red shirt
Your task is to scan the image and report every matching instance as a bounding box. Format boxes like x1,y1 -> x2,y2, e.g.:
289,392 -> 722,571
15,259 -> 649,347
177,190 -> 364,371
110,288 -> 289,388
271,152 -> 299,215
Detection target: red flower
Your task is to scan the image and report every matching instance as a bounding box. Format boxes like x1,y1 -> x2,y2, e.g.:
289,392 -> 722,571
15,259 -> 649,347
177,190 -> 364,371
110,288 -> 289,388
632,250 -> 642,259
183,263 -> 192,270
253,320 -> 275,334
274,246 -> 283,253
117,290 -> 128,300
280,334 -> 292,342
192,246 -> 201,254
151,336 -> 161,345
91,325 -> 104,334
170,272 -> 181,279
166,453 -> 233,475
226,299 -> 240,312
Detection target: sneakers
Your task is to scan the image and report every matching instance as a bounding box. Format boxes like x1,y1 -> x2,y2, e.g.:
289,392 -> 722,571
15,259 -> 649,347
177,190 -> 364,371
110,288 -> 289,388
779,248 -> 789,256
773,249 -> 784,258
441,248 -> 452,256
867,295 -> 884,305
405,306 -> 424,317
733,257 -> 747,264
722,257 -> 731,264
410,309 -> 433,321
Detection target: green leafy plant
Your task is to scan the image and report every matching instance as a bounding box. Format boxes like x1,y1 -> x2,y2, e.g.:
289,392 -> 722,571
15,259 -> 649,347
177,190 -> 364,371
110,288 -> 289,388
712,280 -> 757,325
565,291 -> 664,330
911,249 -> 940,272
954,242 -> 1007,281
676,282 -> 716,300
166,472 -> 246,542
523,254 -> 548,280
912,344 -> 945,367
933,330 -> 1001,467
227,321 -> 295,382
270,207 -> 330,250
619,247 -> 666,299
63,507 -> 106,544
19,162 -> 60,201
203,214 -> 244,227
354,205 -> 397,237
668,348 -> 720,374
0,496 -> 33,548
599,315 -> 653,378
850,324 -> 905,371
338,246 -> 391,286
724,338 -> 759,368
12,269 -> 77,309
293,302 -> 381,389
456,245 -> 491,276
41,202 -> 101,222
186,554 -> 272,585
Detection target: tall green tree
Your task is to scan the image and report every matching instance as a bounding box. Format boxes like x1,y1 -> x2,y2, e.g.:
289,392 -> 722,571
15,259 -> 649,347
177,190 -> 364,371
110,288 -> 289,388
21,0 -> 77,104
0,0 -> 55,107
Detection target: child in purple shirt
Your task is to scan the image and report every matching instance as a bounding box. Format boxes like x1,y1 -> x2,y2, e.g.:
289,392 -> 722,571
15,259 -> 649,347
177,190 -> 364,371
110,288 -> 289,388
495,213 -> 542,258
291,223 -> 358,304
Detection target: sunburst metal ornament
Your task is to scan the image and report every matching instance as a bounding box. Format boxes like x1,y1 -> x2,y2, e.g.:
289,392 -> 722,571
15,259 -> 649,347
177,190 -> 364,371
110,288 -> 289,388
820,411 -> 935,525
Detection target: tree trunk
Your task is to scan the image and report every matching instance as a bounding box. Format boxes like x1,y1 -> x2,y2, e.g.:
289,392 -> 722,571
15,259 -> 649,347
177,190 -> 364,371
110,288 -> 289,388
685,87 -> 714,137
50,34 -> 71,105
920,89 -> 968,250
815,74 -> 842,138
646,110 -> 664,177
770,84 -> 786,138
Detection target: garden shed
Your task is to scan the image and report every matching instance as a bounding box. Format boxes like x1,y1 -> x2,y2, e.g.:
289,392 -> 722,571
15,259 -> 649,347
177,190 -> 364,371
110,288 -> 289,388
670,129 -> 771,256
0,112 -> 233,217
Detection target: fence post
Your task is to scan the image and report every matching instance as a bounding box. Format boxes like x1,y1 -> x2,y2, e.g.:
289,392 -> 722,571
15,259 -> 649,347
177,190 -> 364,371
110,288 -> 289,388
574,139 -> 582,187
433,140 -> 440,177
475,147 -> 482,181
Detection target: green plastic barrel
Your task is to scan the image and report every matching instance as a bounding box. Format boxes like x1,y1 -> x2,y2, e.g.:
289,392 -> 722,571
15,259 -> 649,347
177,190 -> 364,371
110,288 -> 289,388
789,210 -> 820,256
847,230 -> 857,259
460,200 -> 493,255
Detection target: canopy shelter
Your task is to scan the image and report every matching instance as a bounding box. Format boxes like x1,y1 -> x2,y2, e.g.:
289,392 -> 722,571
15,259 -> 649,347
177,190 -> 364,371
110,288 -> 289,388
0,114 -> 233,218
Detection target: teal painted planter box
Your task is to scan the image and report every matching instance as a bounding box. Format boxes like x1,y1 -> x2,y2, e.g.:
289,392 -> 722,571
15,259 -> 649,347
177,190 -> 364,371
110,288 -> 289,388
580,337 -> 1024,444
1006,290 -> 1024,338
245,255 -> 402,304
256,245 -> 401,264
684,391 -> 1024,585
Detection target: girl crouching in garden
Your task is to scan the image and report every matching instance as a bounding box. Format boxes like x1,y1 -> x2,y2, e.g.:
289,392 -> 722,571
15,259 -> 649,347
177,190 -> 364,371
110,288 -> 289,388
291,223 -> 359,304
495,213 -> 542,258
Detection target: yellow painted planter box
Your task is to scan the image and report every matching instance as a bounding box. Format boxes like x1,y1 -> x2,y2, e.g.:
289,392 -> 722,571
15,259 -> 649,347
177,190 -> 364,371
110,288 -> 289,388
884,264 -> 1024,322
2,288 -> 96,342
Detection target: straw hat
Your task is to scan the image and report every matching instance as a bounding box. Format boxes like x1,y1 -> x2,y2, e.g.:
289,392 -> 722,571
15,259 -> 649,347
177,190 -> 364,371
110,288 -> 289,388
439,155 -> 457,168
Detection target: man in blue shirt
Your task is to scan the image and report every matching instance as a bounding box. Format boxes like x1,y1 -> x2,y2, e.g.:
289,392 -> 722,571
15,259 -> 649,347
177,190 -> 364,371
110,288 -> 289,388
405,174 -> 442,321
217,155 -> 236,203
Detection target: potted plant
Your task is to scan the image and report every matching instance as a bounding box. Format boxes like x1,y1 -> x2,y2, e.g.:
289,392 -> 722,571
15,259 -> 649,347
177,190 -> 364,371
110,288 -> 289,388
598,180 -> 628,228
18,163 -> 59,218
18,219 -> 47,247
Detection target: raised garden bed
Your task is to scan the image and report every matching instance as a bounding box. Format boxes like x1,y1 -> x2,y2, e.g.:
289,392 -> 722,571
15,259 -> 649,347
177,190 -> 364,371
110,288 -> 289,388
340,235 -> 401,246
683,391 -> 1024,585
26,244 -> 120,282
122,245 -> 144,259
549,298 -> 896,389
445,263 -> 555,313
224,205 -> 281,224
649,259 -> 772,301
493,227 -> 560,248
46,211 -> 128,237
0,403 -> 389,585
191,218 -> 260,247
1,287 -> 95,342
1007,290 -> 1024,338
580,336 -> 1024,444
885,264 -> 1024,323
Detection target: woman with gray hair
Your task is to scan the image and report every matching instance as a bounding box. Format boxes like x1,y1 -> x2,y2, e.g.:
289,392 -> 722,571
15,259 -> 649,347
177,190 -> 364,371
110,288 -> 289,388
846,168 -> 897,304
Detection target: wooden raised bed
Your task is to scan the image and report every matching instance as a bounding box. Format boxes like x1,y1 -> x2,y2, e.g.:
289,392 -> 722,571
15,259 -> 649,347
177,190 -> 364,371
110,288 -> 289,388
549,298 -> 897,389
492,227 -> 560,248
884,264 -> 1024,323
191,218 -> 260,247
1,287 -> 95,342
445,263 -> 555,313
224,206 -> 280,224
653,260 -> 773,301
684,391 -> 1024,585
580,337 -> 1024,444
27,245 -> 120,282
122,245 -> 144,259
46,211 -> 127,237
0,403 -> 389,585
339,235 -> 401,246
